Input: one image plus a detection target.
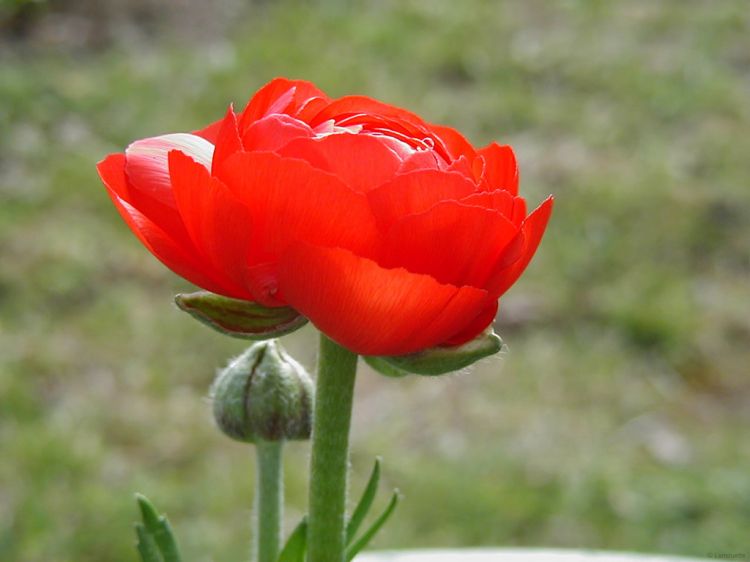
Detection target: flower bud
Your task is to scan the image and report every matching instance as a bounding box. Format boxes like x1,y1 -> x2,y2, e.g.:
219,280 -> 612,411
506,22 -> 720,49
211,340 -> 313,443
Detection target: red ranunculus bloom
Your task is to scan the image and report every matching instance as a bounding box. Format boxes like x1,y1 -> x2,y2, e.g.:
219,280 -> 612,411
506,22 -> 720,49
98,78 -> 553,356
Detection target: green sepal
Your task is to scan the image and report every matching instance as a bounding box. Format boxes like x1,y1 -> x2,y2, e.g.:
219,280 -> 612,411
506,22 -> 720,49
134,493 -> 181,562
346,458 -> 381,543
175,291 -> 307,340
345,491 -> 400,561
366,328 -> 503,376
363,356 -> 408,378
277,516 -> 307,562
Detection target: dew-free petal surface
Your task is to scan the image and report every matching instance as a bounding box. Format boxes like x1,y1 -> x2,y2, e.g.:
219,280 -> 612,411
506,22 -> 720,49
125,133 -> 214,207
238,78 -> 328,130
169,151 -> 255,300
429,123 -> 476,161
211,107 -> 243,175
100,166 -> 231,296
278,133 -> 403,192
368,169 -> 477,229
478,142 -> 518,195
241,113 -> 314,153
486,196 -> 554,299
218,152 -> 380,262
98,153 -> 195,255
382,201 -> 519,288
279,243 -> 488,355
443,301 -> 499,346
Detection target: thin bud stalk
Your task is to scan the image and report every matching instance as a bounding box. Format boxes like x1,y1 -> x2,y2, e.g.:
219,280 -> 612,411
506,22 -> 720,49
254,440 -> 283,562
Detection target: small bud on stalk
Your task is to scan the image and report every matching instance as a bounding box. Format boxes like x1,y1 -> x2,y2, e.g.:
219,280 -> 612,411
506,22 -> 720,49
211,340 -> 313,443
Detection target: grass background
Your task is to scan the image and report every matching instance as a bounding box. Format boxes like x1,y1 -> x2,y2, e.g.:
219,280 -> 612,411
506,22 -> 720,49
1,0 -> 749,560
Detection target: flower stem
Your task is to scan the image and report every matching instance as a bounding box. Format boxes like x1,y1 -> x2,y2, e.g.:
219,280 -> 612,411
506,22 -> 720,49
307,334 -> 359,562
254,439 -> 283,562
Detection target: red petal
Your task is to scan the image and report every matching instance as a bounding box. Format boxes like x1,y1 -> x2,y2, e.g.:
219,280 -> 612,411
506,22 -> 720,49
472,155 -> 486,182
443,301 -> 499,346
429,123 -> 476,160
238,78 -> 329,131
278,243 -> 488,355
510,197 -> 527,226
367,169 -> 477,229
309,95 -> 428,128
486,196 -> 554,299
241,113 -> 314,152
381,201 -> 519,289
168,151 -> 255,300
124,133 -> 214,208
244,262 -> 287,307
217,152 -> 380,263
459,190 -> 515,217
98,153 -> 194,252
493,231 -> 526,270
296,96 -> 330,122
397,150 -> 443,174
374,135 -> 416,160
460,190 -> 528,228
286,80 -> 330,111
211,106 -> 243,175
312,101 -> 455,163
193,118 -> 222,143
446,155 -> 474,179
478,142 -> 518,195
99,162 -> 232,295
277,133 -> 402,193
97,153 -> 130,200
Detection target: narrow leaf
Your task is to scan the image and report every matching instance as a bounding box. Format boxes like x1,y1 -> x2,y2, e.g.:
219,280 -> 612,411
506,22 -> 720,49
277,516 -> 307,562
152,518 -> 180,562
136,494 -> 161,530
346,458 -> 381,543
135,523 -> 162,562
135,494 -> 181,562
345,491 -> 400,561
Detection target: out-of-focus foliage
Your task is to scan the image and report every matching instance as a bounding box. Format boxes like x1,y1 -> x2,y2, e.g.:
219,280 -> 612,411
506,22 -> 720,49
1,1 -> 749,560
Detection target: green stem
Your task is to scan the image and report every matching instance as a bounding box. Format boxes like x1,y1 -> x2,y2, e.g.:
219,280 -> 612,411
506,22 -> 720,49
307,335 -> 359,562
254,440 -> 283,562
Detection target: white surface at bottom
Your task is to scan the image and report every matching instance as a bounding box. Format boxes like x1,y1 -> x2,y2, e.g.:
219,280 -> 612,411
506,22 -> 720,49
358,548 -> 713,562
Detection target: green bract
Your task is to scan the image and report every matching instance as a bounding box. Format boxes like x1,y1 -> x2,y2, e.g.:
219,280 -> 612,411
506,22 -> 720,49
175,291 -> 307,339
365,328 -> 504,376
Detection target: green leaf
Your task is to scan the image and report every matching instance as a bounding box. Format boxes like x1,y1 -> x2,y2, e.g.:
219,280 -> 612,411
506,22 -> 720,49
175,291 -> 307,340
346,458 -> 381,543
277,516 -> 307,562
135,494 -> 181,562
367,328 -> 503,376
135,523 -> 162,562
345,491 -> 400,561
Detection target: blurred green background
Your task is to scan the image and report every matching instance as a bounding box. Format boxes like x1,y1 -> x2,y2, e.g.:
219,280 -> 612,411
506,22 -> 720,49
1,1 -> 749,560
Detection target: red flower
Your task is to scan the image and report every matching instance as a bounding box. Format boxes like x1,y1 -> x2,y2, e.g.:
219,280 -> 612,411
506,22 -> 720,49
98,78 -> 553,356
